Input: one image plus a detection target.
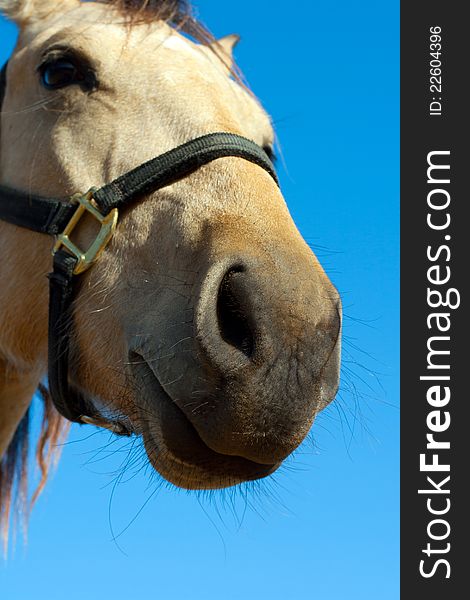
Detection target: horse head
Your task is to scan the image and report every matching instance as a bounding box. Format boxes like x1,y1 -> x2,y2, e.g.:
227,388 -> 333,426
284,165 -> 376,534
0,0 -> 341,497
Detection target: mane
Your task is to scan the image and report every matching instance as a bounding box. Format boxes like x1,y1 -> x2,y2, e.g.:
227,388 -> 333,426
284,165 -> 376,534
107,1 -> 245,83
105,0 -> 215,45
0,386 -> 69,554
0,0 -> 227,554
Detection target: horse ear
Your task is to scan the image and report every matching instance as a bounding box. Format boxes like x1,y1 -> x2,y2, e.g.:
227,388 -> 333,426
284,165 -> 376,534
216,34 -> 240,57
212,34 -> 240,70
0,0 -> 79,25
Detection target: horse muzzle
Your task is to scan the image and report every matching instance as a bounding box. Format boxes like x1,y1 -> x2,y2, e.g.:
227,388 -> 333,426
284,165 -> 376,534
130,243 -> 341,489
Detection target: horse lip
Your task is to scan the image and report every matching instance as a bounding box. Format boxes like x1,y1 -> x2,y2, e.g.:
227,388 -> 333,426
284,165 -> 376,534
129,353 -> 279,484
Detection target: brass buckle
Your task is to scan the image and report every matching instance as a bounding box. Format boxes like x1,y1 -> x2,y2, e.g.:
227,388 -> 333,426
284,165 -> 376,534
53,188 -> 118,275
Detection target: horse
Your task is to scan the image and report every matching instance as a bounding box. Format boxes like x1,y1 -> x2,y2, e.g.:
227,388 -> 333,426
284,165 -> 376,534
0,0 -> 341,546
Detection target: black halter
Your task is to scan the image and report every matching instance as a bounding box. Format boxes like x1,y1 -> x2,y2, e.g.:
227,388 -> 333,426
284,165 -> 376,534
0,61 -> 278,431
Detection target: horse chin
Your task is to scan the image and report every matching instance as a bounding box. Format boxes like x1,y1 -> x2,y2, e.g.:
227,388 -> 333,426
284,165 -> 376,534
132,360 -> 279,490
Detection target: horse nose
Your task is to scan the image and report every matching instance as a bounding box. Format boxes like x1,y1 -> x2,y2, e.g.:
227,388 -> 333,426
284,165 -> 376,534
198,257 -> 337,381
192,256 -> 341,462
216,266 -> 256,358
197,258 -> 340,370
196,261 -> 272,372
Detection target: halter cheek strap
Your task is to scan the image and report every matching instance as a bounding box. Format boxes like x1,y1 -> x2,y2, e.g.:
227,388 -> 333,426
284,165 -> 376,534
0,62 -> 278,429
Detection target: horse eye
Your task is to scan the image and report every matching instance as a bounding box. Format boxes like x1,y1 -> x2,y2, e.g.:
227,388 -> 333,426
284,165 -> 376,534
263,145 -> 276,163
39,57 -> 96,91
39,59 -> 80,89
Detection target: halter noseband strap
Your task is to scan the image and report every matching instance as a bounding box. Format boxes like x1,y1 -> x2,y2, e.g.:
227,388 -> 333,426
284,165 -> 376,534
0,62 -> 278,429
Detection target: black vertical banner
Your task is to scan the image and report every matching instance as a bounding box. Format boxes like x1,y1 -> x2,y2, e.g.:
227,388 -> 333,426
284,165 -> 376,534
401,3 -> 468,598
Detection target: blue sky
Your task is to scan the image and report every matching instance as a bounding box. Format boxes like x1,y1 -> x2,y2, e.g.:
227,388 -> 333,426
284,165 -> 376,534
1,1 -> 399,599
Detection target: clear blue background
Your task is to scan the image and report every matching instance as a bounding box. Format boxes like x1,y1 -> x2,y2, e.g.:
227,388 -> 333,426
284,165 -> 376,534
1,1 -> 399,598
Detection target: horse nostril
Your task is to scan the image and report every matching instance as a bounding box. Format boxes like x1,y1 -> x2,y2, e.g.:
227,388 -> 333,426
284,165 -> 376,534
216,267 -> 254,358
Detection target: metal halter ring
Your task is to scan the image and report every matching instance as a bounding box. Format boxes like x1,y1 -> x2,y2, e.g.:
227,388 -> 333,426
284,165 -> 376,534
52,188 -> 119,275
